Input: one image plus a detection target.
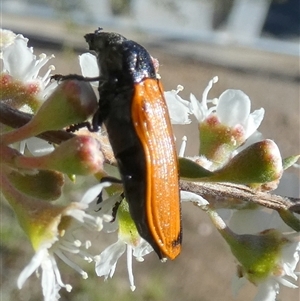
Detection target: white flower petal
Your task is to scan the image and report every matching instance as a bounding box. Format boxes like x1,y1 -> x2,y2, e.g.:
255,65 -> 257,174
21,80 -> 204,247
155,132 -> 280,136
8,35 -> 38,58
0,29 -> 17,49
108,262 -> 117,278
41,256 -> 60,301
1,31 -> 55,105
2,34 -> 34,79
244,108 -> 265,138
276,276 -> 298,288
190,93 -> 205,122
101,218 -> 119,233
80,182 -> 112,205
164,91 -> 191,124
281,241 -> 300,278
17,247 -> 49,289
26,137 -> 55,156
254,279 -> 279,301
79,53 -> 99,80
95,240 -> 126,278
132,238 -> 153,258
217,90 -> 251,126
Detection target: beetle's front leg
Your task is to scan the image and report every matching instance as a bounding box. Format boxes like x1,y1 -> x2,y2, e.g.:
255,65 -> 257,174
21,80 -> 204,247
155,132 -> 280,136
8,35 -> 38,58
51,74 -> 100,82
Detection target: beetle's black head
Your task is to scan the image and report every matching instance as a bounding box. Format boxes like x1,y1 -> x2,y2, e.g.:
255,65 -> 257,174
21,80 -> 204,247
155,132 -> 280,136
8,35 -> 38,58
84,28 -> 156,84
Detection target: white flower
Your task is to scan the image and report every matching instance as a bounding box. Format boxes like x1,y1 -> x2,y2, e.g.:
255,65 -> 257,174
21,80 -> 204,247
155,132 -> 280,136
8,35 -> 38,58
81,182 -> 153,290
95,199 -> 153,291
0,29 -> 56,100
0,30 -> 58,155
81,181 -> 118,231
190,76 -> 265,140
17,182 -> 109,301
227,209 -> 300,301
18,246 -> 72,301
216,89 -> 264,140
233,239 -> 300,301
95,236 -> 153,291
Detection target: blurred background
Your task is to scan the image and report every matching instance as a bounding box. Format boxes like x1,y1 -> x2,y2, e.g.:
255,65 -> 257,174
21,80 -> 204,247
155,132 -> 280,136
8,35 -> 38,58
1,0 -> 299,300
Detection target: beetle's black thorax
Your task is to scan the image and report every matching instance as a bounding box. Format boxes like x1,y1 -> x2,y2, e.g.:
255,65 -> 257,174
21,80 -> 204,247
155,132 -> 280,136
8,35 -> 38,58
87,31 -> 156,156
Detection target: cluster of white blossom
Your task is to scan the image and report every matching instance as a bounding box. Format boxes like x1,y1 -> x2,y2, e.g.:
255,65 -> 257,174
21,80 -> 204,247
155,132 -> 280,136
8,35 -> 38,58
0,29 -> 299,301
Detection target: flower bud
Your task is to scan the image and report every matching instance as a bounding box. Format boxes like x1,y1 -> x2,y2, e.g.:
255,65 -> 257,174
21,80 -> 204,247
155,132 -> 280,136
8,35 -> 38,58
1,79 -> 98,145
14,135 -> 104,175
6,170 -> 64,201
36,79 -> 98,128
208,139 -> 283,185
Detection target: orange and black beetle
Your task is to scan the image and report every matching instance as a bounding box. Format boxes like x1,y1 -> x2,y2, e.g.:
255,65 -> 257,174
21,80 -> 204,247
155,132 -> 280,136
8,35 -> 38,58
58,29 -> 181,260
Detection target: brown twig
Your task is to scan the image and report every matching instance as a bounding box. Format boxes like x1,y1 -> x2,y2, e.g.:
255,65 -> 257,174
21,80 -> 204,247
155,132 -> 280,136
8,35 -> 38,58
180,181 -> 300,213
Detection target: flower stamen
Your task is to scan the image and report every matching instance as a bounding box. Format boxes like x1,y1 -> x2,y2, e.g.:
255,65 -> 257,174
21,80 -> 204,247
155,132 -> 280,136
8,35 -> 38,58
179,136 -> 187,157
202,76 -> 218,110
127,245 -> 136,291
55,249 -> 88,279
49,255 -> 71,290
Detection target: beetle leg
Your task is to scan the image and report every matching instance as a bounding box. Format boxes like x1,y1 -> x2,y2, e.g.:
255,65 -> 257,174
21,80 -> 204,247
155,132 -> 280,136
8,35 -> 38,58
51,74 -> 100,82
